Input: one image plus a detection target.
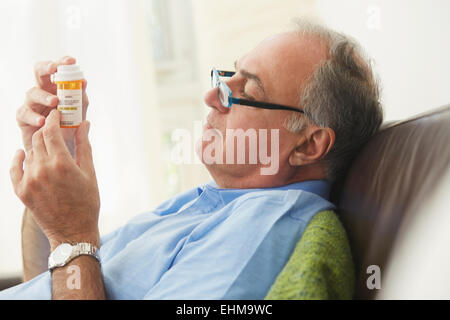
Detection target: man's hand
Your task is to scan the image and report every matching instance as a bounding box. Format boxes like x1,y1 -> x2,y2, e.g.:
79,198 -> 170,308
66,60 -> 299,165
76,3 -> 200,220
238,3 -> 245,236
10,109 -> 100,251
17,56 -> 89,155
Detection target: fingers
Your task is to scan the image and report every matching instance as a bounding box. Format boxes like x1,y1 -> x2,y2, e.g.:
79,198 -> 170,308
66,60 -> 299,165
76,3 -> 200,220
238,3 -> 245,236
16,105 -> 46,127
34,56 -> 76,90
10,149 -> 26,192
42,110 -> 70,158
17,87 -> 58,127
25,87 -> 58,108
74,121 -> 95,174
32,129 -> 48,160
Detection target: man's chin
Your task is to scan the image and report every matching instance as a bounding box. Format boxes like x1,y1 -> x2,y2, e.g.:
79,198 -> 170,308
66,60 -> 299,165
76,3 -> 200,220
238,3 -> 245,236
195,139 -> 220,165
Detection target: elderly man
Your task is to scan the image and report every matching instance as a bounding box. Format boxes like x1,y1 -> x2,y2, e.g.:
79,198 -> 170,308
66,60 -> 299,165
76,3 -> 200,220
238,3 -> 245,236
1,21 -> 382,299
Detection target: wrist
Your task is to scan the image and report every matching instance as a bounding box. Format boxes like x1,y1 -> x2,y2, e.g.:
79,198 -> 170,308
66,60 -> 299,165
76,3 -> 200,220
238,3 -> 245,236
48,242 -> 100,272
49,232 -> 100,252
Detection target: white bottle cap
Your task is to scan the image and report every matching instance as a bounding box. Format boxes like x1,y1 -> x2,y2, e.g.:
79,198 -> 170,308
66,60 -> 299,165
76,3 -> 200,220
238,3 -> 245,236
52,64 -> 84,82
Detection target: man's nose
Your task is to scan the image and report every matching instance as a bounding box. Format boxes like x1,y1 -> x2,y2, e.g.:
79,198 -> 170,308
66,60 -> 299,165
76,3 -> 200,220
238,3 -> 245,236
203,86 -> 230,114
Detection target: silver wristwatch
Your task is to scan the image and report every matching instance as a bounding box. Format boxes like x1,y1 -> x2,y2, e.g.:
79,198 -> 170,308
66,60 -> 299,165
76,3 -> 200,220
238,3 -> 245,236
48,243 -> 100,270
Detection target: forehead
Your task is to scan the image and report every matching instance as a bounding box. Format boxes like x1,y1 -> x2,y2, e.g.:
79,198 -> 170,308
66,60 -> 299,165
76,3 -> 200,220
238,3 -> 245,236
237,32 -> 327,102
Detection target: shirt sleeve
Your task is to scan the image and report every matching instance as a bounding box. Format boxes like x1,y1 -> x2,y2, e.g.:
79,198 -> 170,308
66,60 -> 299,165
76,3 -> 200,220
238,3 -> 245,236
0,271 -> 52,300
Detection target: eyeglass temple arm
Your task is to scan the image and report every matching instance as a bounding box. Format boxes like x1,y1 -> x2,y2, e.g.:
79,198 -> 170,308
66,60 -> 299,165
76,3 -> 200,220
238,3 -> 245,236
230,97 -> 305,114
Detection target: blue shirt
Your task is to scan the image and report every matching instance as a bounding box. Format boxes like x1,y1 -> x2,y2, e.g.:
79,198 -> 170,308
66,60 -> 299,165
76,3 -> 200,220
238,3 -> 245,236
0,180 -> 335,300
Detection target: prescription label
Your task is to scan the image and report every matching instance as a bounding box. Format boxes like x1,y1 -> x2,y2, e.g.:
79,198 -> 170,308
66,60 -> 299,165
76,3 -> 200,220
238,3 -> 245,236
57,88 -> 82,128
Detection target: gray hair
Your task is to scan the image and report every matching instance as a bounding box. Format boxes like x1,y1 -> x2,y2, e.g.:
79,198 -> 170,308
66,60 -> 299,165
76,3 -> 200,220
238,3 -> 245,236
285,19 -> 384,182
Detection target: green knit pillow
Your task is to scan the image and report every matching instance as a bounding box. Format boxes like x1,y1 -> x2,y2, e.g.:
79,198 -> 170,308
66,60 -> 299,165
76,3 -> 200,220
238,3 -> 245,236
265,210 -> 355,300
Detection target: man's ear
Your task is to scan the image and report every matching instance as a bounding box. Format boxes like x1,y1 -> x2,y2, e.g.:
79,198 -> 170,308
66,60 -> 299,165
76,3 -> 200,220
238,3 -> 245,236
288,126 -> 335,167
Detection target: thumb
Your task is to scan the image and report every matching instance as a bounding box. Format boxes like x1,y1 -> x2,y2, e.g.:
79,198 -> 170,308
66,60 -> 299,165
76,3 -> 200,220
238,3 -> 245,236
74,121 -> 94,174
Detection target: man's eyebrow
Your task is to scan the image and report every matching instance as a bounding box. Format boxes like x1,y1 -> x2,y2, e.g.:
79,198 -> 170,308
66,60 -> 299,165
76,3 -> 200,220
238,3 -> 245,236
234,60 -> 266,96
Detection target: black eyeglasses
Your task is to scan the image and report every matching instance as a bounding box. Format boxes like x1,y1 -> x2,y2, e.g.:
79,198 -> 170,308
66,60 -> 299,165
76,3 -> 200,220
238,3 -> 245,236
211,68 -> 305,114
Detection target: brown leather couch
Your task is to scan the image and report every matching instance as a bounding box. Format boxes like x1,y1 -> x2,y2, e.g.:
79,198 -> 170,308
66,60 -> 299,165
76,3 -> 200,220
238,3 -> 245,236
1,105 -> 449,298
333,104 -> 450,299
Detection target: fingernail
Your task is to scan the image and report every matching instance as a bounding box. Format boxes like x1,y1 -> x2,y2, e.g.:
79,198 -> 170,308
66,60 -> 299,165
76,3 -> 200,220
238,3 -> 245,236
47,62 -> 54,72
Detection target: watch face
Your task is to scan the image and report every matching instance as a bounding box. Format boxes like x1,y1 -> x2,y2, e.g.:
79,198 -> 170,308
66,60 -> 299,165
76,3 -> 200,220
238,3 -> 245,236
51,243 -> 73,265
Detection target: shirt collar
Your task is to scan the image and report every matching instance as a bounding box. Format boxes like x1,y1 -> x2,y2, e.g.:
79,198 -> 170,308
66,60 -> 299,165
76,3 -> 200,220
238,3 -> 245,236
202,179 -> 331,206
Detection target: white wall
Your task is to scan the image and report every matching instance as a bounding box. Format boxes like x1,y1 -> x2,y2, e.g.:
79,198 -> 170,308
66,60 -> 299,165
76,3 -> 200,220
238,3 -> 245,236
316,0 -> 450,120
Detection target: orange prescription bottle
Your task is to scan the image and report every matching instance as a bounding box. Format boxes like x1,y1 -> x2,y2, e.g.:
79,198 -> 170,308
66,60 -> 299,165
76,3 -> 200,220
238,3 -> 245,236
51,65 -> 84,128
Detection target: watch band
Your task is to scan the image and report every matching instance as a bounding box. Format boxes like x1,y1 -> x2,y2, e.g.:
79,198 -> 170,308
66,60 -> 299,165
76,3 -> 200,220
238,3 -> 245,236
73,242 -> 98,258
48,242 -> 100,271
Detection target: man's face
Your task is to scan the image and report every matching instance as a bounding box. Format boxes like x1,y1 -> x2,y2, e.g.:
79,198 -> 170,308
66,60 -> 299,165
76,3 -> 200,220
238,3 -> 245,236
198,32 -> 327,186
